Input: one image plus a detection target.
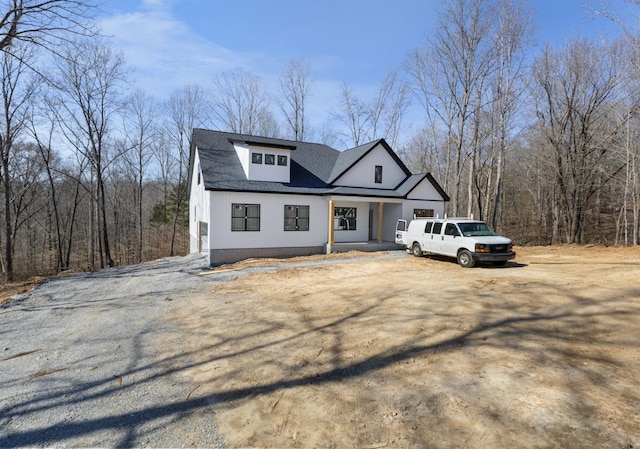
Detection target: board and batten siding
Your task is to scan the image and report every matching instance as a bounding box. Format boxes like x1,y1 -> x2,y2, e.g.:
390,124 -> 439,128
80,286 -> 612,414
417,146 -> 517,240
407,177 -> 445,201
402,200 -> 445,221
208,191 -> 328,250
189,148 -> 211,253
398,177 -> 447,221
333,143 -> 406,189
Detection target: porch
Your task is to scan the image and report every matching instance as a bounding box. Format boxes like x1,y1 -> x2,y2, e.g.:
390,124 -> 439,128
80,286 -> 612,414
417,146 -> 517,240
326,197 -> 403,254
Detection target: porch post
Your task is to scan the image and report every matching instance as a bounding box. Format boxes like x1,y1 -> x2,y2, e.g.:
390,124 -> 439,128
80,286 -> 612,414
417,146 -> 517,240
377,202 -> 383,243
327,199 -> 335,253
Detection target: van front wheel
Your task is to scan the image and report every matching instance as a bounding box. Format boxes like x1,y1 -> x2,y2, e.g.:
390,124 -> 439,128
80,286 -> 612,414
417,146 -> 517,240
457,249 -> 475,268
412,242 -> 422,257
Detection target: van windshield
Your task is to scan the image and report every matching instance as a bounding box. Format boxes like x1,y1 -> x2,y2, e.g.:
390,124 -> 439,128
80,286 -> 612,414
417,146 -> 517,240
457,222 -> 497,237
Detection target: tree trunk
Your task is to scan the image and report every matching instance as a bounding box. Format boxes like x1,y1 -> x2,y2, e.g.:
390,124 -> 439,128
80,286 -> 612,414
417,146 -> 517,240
2,157 -> 13,281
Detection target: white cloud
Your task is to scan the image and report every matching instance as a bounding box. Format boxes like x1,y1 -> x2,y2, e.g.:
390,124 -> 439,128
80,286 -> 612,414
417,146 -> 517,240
100,6 -> 246,98
140,0 -> 165,8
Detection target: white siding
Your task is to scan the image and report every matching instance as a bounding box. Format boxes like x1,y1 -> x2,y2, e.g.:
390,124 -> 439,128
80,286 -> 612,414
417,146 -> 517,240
333,143 -> 406,188
208,192 -> 328,250
401,200 -> 445,221
407,177 -> 444,201
233,142 -> 291,183
332,200 -> 369,242
381,202 -> 403,241
233,142 -> 251,178
189,149 -> 211,253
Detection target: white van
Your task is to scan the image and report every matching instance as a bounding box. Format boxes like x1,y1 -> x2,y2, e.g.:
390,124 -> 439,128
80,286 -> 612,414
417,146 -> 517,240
396,217 -> 515,267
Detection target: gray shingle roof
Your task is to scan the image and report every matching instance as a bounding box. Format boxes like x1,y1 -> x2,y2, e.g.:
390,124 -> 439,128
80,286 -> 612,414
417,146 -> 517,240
190,129 -> 449,201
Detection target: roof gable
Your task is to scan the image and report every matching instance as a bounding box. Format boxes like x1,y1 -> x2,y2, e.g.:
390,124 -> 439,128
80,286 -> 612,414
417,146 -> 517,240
329,139 -> 411,184
401,173 -> 450,201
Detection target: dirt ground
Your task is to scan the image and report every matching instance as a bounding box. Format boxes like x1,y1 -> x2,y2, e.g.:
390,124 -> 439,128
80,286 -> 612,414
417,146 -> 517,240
166,246 -> 640,449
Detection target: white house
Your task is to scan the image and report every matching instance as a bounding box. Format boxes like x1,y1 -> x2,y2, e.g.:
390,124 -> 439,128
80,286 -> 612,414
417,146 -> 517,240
188,129 -> 449,265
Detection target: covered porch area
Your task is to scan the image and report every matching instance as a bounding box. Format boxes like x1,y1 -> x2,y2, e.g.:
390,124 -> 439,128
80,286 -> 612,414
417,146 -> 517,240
325,197 -> 403,254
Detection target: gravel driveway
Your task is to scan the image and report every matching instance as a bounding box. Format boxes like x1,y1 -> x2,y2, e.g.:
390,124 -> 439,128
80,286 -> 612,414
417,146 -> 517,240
0,254 -> 226,448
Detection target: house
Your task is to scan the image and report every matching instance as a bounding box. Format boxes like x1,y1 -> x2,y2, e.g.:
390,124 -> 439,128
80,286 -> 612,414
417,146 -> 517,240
188,129 -> 449,265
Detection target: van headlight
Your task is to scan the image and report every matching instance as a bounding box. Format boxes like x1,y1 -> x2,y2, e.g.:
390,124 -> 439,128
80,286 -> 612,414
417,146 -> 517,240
475,243 -> 490,253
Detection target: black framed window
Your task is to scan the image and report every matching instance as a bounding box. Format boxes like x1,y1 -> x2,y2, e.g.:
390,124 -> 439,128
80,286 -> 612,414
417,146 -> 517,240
413,208 -> 434,218
251,153 -> 262,164
265,154 -> 275,165
284,205 -> 309,231
232,204 -> 260,231
375,165 -> 382,183
277,155 -> 288,166
334,207 -> 357,230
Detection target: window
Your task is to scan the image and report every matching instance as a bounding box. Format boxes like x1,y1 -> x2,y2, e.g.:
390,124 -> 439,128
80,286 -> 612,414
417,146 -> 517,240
265,154 -> 275,165
432,222 -> 443,235
277,155 -> 288,166
413,208 -> 434,218
334,207 -> 357,230
197,163 -> 201,185
375,165 -> 383,183
232,204 -> 260,231
251,153 -> 262,164
284,205 -> 309,231
424,221 -> 433,233
444,223 -> 460,236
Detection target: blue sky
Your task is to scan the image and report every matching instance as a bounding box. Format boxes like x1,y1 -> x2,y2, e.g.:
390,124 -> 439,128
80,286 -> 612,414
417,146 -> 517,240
98,0 -> 630,137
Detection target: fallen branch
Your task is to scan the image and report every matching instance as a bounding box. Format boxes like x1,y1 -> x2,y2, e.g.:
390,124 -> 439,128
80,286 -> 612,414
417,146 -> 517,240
28,368 -> 67,379
2,348 -> 42,361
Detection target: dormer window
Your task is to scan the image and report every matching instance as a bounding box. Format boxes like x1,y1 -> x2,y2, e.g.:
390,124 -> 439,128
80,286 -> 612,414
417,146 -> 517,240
375,165 -> 383,183
233,140 -> 292,183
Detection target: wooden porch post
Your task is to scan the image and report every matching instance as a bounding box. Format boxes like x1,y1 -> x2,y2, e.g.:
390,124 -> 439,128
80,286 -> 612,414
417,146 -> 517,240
327,200 -> 335,253
377,202 -> 383,243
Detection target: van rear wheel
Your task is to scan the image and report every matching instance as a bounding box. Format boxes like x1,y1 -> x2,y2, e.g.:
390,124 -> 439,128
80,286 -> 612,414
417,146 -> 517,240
412,242 -> 422,257
457,249 -> 475,268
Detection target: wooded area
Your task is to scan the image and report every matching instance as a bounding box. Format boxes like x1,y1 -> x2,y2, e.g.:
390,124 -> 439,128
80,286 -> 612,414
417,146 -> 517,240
1,0 -> 640,281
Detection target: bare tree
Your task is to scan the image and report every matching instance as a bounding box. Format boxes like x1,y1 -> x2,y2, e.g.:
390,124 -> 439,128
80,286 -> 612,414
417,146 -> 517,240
123,89 -> 157,263
164,84 -> 208,256
406,0 -> 495,216
278,58 -> 313,141
0,1 -> 97,61
598,0 -> 640,244
332,82 -> 371,147
212,69 -> 278,137
0,43 -> 36,280
52,39 -> 127,268
369,70 -> 411,149
485,0 -> 534,228
332,71 -> 410,148
531,39 -> 626,243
